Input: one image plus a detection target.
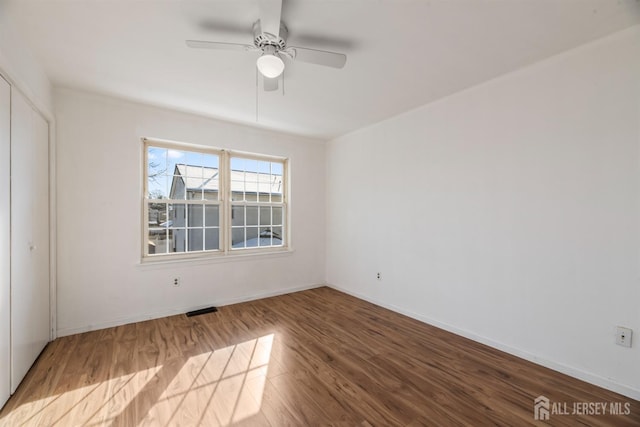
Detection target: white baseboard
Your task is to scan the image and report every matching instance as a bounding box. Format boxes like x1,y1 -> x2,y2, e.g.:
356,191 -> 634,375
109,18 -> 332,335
56,283 -> 323,337
327,284 -> 640,401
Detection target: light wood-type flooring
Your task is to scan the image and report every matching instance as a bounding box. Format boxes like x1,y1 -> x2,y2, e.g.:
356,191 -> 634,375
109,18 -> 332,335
0,287 -> 638,426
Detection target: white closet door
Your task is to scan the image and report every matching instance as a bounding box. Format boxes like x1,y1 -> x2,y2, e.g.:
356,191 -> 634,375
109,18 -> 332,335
10,89 -> 50,393
0,77 -> 10,408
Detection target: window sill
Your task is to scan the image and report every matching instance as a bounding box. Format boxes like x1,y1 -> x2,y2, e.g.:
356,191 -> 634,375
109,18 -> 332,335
138,247 -> 295,268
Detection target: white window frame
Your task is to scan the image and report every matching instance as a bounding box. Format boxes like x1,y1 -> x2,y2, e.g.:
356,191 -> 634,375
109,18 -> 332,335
142,138 -> 289,262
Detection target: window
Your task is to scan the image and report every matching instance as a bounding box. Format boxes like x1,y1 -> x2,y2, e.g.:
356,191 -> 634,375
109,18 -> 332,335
143,139 -> 287,259
230,157 -> 284,249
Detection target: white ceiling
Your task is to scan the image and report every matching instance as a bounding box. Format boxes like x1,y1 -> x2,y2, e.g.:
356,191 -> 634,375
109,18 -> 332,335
5,0 -> 640,139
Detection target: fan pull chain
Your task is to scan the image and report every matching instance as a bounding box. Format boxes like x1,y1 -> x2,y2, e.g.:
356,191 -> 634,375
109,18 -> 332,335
282,69 -> 285,96
255,67 -> 259,122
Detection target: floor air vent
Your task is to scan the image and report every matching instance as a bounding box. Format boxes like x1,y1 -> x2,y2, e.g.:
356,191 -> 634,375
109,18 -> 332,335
186,306 -> 218,317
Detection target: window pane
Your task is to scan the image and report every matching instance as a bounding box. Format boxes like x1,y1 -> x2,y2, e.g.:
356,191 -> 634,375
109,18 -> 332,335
246,227 -> 259,247
148,146 -> 168,176
245,175 -> 258,196
232,228 -> 245,248
148,202 -> 168,227
203,154 -> 219,169
258,161 -> 270,173
205,228 -> 220,250
148,228 -> 167,255
186,152 -> 203,170
231,177 -> 244,201
231,188 -> 244,201
169,204 -> 186,228
187,188 -> 204,200
203,175 -> 219,200
167,149 -> 186,164
203,189 -> 219,201
204,205 -> 219,227
271,175 -> 282,193
167,150 -> 187,179
259,227 -> 271,247
272,226 -> 283,239
182,174 -> 204,200
271,162 -> 283,176
270,162 -> 284,197
187,204 -> 204,227
148,174 -> 169,199
246,206 -> 259,226
232,206 -> 245,226
168,228 -> 186,253
169,176 -> 186,199
245,159 -> 259,174
188,228 -> 203,251
272,207 -> 282,225
257,173 -> 271,193
260,206 -> 271,226
183,164 -> 203,178
272,226 -> 283,245
230,157 -> 244,171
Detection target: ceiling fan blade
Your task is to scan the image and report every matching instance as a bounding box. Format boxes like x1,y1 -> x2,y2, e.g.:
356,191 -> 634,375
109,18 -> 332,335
263,76 -> 279,92
288,46 -> 347,69
186,40 -> 254,51
258,0 -> 282,38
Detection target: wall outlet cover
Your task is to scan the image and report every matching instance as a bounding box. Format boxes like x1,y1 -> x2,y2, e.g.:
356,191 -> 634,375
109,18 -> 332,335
616,326 -> 632,348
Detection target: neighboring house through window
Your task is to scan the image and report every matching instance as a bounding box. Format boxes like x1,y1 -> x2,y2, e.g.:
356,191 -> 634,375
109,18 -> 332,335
144,139 -> 287,259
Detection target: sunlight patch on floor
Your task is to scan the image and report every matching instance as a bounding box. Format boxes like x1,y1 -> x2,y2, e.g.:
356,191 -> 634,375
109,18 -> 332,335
143,333 -> 274,426
0,334 -> 275,427
0,365 -> 162,427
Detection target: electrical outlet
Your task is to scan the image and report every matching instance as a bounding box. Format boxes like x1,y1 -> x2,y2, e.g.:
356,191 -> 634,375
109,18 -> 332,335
376,272 -> 382,281
172,277 -> 181,287
616,326 -> 632,348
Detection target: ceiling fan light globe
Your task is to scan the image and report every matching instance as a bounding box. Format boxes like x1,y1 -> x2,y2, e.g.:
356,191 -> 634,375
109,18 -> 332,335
257,53 -> 285,78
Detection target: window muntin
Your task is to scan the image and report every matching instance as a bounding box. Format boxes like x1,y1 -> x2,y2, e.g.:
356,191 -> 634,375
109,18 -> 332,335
144,140 -> 287,259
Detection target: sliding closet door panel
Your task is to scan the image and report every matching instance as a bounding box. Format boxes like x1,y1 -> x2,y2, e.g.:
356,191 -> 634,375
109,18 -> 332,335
32,111 -> 50,347
10,89 -> 49,393
10,89 -> 34,393
0,77 -> 10,408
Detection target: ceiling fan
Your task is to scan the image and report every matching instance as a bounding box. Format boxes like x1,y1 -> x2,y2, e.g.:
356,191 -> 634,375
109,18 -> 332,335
186,0 -> 347,91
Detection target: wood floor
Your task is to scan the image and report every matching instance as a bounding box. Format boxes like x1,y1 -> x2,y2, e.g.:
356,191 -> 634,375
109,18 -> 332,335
0,287 -> 638,426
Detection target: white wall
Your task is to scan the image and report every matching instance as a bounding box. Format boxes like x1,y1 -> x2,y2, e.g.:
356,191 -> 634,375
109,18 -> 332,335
326,26 -> 640,399
55,88 -> 325,335
0,5 -> 53,116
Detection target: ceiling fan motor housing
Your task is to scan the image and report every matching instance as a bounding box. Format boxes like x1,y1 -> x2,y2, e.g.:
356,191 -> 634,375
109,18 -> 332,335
253,20 -> 288,51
